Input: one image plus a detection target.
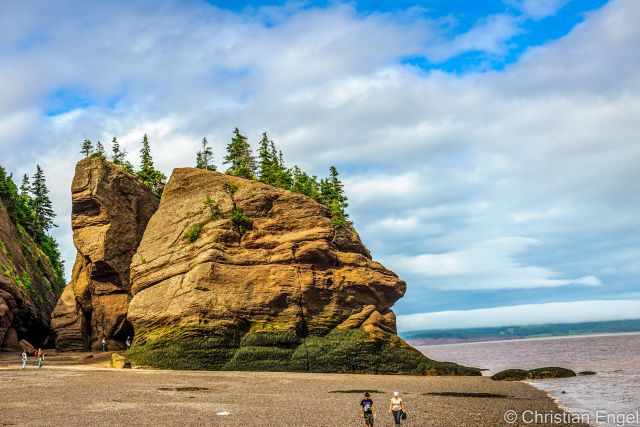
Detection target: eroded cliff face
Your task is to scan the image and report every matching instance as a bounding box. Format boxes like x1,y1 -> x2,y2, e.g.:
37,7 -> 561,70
0,202 -> 62,349
127,168 -> 478,375
51,157 -> 159,350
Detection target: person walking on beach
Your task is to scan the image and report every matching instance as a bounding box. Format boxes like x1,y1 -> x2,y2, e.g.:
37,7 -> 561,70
20,350 -> 28,369
36,348 -> 45,369
388,391 -> 406,426
360,392 -> 375,426
101,337 -> 107,352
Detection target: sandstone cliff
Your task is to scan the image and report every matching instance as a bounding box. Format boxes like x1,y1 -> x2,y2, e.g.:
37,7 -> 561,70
0,202 -> 62,349
51,157 -> 159,350
127,168 -> 478,375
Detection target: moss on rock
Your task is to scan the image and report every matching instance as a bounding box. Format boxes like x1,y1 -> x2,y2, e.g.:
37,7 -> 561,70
127,325 -> 480,375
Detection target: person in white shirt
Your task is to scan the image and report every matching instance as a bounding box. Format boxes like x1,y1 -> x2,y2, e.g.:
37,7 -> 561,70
20,351 -> 28,369
388,391 -> 406,426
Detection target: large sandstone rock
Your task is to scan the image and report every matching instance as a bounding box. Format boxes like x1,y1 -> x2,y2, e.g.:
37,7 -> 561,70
0,201 -> 62,349
127,168 -> 479,375
51,157 -> 159,350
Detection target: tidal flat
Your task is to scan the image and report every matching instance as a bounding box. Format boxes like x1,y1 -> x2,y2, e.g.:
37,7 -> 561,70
0,352 -> 587,427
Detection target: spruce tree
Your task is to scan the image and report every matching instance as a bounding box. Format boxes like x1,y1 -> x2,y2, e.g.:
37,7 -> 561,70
196,137 -> 216,171
2,173 -> 22,225
275,148 -> 293,190
31,165 -> 56,234
81,139 -> 93,158
123,160 -> 135,174
96,141 -> 105,158
18,174 -> 35,234
20,174 -> 30,197
224,128 -> 256,179
291,167 -> 321,201
258,132 -> 275,185
321,166 -> 349,228
0,167 -> 8,201
257,135 -> 292,189
136,134 -> 166,197
111,137 -> 127,165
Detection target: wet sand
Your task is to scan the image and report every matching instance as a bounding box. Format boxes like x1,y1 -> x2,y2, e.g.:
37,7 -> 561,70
0,352 -> 588,426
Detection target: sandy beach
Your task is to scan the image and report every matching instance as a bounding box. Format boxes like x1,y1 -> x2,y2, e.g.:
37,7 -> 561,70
0,352 -> 588,427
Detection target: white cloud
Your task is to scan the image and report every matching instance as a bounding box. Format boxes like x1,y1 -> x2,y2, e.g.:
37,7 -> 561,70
373,216 -> 420,233
506,0 -> 570,19
397,299 -> 640,331
389,237 -> 603,289
346,173 -> 423,204
426,14 -> 522,62
511,208 -> 563,223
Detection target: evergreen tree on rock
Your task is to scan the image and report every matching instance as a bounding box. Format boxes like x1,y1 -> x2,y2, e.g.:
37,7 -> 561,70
196,137 -> 216,171
321,166 -> 349,228
0,167 -> 8,201
291,166 -> 321,201
136,134 -> 166,197
258,132 -> 275,185
81,139 -> 94,158
20,174 -> 31,197
224,128 -> 256,179
96,141 -> 105,158
31,165 -> 56,235
111,137 -> 125,164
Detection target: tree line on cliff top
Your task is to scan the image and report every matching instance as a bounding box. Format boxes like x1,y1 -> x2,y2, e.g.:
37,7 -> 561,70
80,129 -> 350,228
0,164 -> 65,287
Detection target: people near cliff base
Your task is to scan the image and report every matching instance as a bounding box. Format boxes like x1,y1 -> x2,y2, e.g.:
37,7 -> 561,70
389,391 -> 406,426
360,392 -> 375,426
101,337 -> 107,352
21,351 -> 28,369
126,336 -> 131,349
36,349 -> 45,368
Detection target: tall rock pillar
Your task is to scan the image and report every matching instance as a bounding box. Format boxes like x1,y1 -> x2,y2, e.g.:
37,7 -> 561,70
52,157 -> 159,350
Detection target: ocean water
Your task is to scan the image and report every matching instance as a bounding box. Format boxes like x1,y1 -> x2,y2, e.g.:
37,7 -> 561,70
417,333 -> 640,427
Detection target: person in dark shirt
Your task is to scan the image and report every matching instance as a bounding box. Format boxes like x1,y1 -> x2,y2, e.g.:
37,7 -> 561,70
360,392 -> 375,426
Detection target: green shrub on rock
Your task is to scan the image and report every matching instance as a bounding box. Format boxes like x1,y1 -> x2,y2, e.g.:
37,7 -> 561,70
183,223 -> 203,243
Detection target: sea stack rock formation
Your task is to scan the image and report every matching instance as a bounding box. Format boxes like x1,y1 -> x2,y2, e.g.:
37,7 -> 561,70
127,168 -> 478,375
51,157 -> 159,350
0,202 -> 62,349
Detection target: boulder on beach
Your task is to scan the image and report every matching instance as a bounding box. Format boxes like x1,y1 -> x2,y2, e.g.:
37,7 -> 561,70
126,168 -> 480,375
492,367 -> 577,381
111,353 -> 131,369
527,367 -> 576,379
491,369 -> 529,381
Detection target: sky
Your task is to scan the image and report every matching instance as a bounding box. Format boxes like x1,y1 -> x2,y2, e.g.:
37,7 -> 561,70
1,0 -> 638,332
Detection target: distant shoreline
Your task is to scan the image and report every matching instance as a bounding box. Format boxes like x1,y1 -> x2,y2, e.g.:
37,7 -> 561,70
409,330 -> 640,347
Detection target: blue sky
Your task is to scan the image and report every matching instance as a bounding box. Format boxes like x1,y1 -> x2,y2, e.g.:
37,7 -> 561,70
1,0 -> 638,331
